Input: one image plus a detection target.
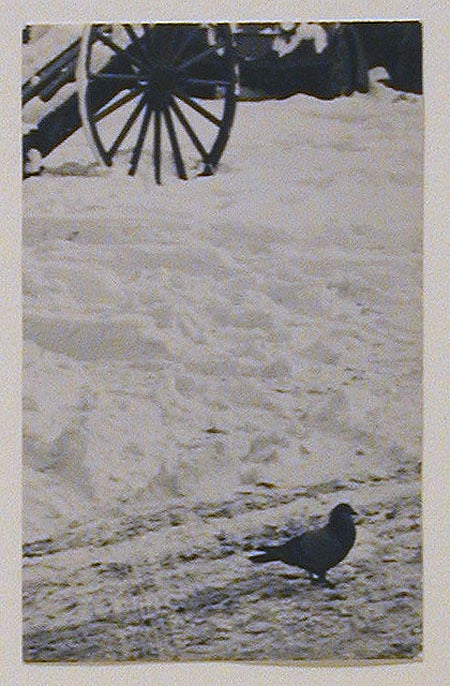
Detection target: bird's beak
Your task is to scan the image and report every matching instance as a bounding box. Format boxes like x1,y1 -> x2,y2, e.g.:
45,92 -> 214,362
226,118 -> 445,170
350,507 -> 358,516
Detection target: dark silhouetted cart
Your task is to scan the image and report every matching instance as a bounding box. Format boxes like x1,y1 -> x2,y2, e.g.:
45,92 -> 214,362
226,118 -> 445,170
25,22 -> 421,182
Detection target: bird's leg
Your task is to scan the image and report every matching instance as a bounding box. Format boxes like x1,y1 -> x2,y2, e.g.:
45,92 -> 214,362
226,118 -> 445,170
320,574 -> 336,589
312,573 -> 335,589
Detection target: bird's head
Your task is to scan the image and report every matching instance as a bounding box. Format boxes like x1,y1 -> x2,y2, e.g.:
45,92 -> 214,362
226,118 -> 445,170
328,503 -> 358,524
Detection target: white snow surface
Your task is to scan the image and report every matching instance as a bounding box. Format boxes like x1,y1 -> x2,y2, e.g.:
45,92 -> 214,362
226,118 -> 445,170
22,33 -> 423,543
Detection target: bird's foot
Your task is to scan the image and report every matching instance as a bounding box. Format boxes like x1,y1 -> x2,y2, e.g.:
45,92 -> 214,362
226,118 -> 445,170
310,574 -> 335,589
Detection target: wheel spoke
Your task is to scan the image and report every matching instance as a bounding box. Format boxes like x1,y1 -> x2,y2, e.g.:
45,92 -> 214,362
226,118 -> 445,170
153,109 -> 161,184
149,24 -> 161,61
122,24 -> 148,60
177,42 -> 225,72
161,25 -> 187,65
163,25 -> 182,65
170,26 -> 203,66
123,23 -> 150,61
128,100 -> 153,176
143,24 -> 159,63
94,72 -> 142,84
150,25 -> 173,62
163,105 -> 187,180
94,87 -> 142,122
175,93 -> 222,127
93,27 -> 145,70
184,77 -> 233,89
169,97 -> 208,161
107,94 -> 146,162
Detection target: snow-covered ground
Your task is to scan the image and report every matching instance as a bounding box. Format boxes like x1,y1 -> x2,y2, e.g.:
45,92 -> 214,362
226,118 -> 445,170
22,29 -> 423,662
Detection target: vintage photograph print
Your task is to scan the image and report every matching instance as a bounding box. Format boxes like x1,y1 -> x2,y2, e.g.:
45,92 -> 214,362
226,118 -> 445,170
22,22 -> 423,662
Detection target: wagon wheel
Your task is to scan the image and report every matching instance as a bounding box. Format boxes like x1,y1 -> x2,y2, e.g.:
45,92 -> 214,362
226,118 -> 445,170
77,23 -> 237,182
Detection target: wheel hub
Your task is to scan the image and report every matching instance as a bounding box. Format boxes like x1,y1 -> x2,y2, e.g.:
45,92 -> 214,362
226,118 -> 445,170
141,65 -> 181,107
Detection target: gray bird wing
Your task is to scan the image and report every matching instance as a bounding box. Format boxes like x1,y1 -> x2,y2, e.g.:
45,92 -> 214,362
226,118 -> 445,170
279,529 -> 348,573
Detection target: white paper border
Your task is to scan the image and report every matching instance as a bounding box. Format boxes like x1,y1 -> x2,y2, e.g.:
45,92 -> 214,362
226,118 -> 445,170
1,1 -> 449,684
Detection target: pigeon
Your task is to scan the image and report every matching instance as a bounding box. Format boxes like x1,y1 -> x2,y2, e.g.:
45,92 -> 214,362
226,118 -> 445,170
249,503 -> 357,586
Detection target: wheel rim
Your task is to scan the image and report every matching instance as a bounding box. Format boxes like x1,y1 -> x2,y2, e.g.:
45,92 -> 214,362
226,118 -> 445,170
77,23 -> 237,182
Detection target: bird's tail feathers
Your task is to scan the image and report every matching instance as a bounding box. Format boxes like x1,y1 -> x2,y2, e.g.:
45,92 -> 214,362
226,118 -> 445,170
249,545 -> 280,564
